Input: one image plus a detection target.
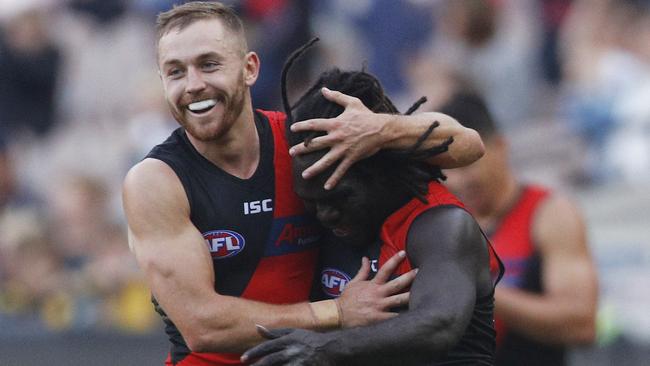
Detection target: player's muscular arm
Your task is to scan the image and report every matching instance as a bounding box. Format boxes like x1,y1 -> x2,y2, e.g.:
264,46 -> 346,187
242,207 -> 490,366
289,88 -> 484,189
495,195 -> 598,345
123,159 -> 411,353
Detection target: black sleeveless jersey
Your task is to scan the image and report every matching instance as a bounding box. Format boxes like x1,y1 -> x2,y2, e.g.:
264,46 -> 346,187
145,110 -> 322,366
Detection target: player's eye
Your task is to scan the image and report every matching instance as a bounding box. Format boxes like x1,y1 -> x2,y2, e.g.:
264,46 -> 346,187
202,61 -> 220,71
167,68 -> 184,79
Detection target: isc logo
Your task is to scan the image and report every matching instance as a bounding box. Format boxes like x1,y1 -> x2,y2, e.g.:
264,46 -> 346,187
203,230 -> 245,259
321,268 -> 351,298
244,199 -> 273,215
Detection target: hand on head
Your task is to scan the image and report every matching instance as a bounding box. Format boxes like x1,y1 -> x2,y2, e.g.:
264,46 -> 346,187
289,87 -> 392,190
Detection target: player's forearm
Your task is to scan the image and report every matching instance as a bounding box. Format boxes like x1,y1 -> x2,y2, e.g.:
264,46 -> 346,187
496,287 -> 596,345
182,296 -> 317,353
382,112 -> 484,168
321,306 -> 469,365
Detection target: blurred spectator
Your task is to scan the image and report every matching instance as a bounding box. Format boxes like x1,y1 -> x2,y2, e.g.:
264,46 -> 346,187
0,133 -> 14,209
54,0 -> 155,124
245,0 -> 315,109
46,174 -> 113,272
412,0 -> 542,129
124,74 -> 177,165
0,131 -> 53,325
309,0 -> 434,110
0,168 -> 156,334
1,228 -> 63,316
538,0 -> 573,86
130,0 -> 178,17
0,7 -> 61,138
0,131 -> 44,255
354,0 -> 434,106
560,0 -> 650,184
68,0 -> 128,25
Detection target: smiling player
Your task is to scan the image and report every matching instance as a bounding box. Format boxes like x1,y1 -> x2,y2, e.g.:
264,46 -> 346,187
122,2 -> 486,365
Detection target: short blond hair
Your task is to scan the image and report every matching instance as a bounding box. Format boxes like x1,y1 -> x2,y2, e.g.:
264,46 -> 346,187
156,1 -> 246,49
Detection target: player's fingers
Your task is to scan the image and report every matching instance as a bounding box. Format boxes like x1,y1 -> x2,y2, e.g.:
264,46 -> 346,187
350,257 -> 371,282
382,292 -> 411,309
323,157 -> 355,190
288,142 -> 307,157
300,149 -> 343,179
382,268 -> 418,296
321,87 -> 361,108
372,251 -> 406,284
241,339 -> 287,364
290,118 -> 332,133
289,135 -> 336,156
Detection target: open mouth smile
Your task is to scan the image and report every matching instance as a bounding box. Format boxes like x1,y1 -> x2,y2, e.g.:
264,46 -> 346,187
187,99 -> 217,114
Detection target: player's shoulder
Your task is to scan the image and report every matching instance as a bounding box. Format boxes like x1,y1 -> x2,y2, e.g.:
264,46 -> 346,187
534,191 -> 583,227
408,206 -> 482,250
123,158 -> 186,208
411,205 -> 476,231
533,191 -> 586,250
124,158 -> 177,188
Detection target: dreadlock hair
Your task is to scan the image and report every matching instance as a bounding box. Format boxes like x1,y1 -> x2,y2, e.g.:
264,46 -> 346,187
281,40 -> 452,203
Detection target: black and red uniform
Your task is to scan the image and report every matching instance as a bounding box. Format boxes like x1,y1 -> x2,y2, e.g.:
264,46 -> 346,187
146,110 -> 322,365
316,182 -> 503,364
490,185 -> 565,366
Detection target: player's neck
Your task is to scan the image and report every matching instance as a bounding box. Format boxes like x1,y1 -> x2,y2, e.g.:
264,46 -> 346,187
189,107 -> 260,179
477,173 -> 519,231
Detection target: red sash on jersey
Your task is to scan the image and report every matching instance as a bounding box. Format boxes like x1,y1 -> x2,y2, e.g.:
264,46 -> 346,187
492,185 -> 550,347
170,110 -> 317,366
378,181 -> 503,284
240,110 -> 317,303
378,182 -> 464,274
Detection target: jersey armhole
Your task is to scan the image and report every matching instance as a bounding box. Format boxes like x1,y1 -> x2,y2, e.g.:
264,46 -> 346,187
150,157 -> 195,217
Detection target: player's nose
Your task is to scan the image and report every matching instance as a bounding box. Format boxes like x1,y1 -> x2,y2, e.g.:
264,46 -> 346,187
316,203 -> 341,228
185,67 -> 207,94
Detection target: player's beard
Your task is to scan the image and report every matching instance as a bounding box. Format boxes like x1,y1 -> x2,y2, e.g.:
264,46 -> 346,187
173,75 -> 248,142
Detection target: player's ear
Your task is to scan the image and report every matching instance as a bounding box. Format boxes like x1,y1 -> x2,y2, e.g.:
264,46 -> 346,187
243,51 -> 260,86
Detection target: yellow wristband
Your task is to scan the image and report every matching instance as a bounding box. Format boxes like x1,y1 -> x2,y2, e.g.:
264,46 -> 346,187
309,299 -> 342,329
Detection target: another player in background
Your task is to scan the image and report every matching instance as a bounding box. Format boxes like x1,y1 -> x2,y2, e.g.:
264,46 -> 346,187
441,91 -> 598,366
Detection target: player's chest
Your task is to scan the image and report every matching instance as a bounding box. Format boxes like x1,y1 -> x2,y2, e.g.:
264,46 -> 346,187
317,239 -> 382,298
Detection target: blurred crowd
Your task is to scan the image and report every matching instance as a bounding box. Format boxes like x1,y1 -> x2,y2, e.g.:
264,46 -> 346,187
0,0 -> 649,352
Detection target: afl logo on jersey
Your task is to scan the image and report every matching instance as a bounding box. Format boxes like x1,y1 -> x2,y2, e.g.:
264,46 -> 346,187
321,268 -> 351,298
203,230 -> 245,259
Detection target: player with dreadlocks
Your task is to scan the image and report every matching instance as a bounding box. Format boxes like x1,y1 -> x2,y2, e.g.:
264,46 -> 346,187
242,42 -> 503,366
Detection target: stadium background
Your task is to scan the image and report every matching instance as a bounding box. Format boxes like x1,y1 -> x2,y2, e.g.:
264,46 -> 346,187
0,0 -> 649,365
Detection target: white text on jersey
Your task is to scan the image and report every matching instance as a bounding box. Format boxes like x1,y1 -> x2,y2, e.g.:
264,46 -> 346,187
244,199 -> 273,215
